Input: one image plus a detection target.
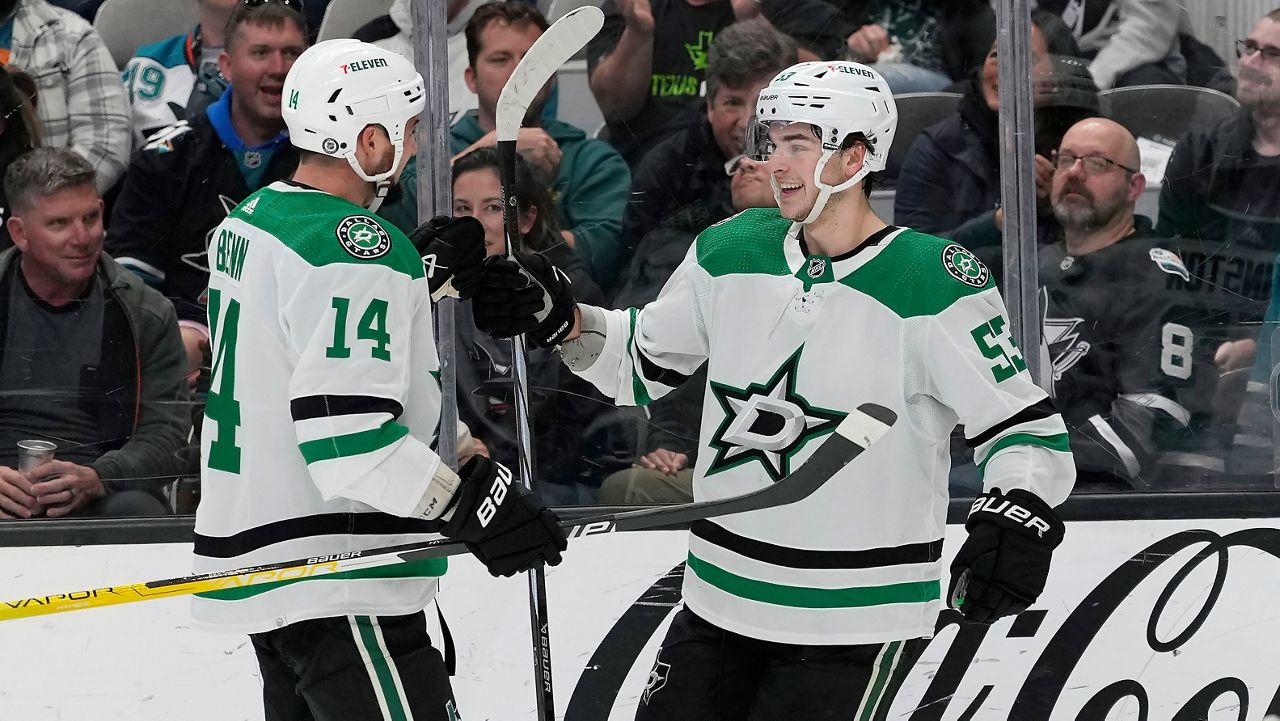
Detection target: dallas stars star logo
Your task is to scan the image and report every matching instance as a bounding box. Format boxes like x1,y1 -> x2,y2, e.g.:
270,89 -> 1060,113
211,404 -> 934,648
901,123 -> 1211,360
707,347 -> 845,481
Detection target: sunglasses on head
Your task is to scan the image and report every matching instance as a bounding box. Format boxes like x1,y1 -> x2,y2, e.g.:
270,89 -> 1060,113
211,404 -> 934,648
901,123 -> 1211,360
240,0 -> 305,13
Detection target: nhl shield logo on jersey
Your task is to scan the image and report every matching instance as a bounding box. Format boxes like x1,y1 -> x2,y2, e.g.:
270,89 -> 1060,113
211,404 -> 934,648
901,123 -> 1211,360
807,257 -> 827,278
336,215 -> 392,259
707,347 -> 846,481
942,244 -> 990,288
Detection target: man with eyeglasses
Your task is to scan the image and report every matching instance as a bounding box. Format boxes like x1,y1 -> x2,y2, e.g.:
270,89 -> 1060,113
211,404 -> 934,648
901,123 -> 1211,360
1043,117 -> 1216,489
1158,9 -> 1280,466
107,0 -> 306,391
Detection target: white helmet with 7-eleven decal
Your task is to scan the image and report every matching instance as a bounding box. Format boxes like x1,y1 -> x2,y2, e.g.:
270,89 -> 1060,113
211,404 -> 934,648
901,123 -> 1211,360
748,61 -> 897,224
282,39 -> 425,211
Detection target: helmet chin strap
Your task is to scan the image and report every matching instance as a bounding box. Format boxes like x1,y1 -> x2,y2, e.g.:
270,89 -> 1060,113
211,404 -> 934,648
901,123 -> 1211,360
798,149 -> 870,225
345,138 -> 406,213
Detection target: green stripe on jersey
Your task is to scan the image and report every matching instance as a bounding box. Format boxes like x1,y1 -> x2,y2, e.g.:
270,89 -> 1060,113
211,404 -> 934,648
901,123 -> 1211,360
354,616 -> 411,721
628,308 -> 654,406
858,640 -> 903,721
687,554 -> 940,608
300,424 -> 409,464
976,432 -> 1072,479
695,208 -> 793,277
231,186 -> 424,279
840,230 -> 993,318
194,557 -> 447,601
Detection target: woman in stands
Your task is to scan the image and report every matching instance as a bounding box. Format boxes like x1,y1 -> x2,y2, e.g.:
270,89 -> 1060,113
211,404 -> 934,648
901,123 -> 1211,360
450,147 -> 620,503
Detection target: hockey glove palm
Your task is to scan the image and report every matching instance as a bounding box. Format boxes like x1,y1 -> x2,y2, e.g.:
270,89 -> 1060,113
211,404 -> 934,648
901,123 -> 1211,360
410,215 -> 486,302
948,488 -> 1064,624
442,456 -> 567,577
473,253 -> 577,347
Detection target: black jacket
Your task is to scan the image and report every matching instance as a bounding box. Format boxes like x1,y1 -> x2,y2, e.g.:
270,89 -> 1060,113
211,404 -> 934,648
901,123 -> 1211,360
104,114 -> 298,323
0,250 -> 192,492
1157,110 -> 1280,332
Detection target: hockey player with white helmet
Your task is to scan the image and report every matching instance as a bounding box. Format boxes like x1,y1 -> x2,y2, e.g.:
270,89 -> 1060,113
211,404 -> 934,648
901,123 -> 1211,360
193,39 -> 566,720
475,61 -> 1076,720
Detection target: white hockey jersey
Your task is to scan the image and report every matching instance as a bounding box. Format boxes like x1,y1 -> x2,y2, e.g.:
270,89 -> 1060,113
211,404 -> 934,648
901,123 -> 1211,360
571,208 -> 1076,645
192,182 -> 449,633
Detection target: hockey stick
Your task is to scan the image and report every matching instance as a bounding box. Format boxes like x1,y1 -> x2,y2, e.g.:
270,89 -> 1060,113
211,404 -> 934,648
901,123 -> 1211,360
495,7 -> 603,721
0,404 -> 895,623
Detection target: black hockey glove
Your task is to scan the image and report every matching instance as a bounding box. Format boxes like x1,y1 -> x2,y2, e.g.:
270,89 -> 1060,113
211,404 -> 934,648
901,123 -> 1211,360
473,253 -> 577,346
442,455 -> 567,577
948,488 -> 1065,625
410,215 -> 486,302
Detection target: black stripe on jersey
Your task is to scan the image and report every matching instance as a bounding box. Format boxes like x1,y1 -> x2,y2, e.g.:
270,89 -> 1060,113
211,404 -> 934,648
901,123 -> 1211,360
691,520 -> 942,569
194,512 -> 440,559
290,395 -> 404,422
636,347 -> 692,388
966,398 -> 1058,449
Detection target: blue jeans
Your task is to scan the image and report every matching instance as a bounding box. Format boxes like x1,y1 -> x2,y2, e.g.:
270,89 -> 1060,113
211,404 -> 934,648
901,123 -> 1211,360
870,62 -> 954,94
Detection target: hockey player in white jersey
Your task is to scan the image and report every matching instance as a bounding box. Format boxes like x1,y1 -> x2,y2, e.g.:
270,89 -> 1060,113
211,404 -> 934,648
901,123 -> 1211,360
192,40 -> 566,721
475,61 -> 1077,720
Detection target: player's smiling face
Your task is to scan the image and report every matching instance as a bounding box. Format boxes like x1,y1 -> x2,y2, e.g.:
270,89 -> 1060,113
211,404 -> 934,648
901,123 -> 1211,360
765,122 -> 823,220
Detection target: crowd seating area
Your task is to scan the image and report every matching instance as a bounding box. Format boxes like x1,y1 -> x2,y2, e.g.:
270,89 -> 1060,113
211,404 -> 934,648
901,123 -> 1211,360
1,0 -> 1277,524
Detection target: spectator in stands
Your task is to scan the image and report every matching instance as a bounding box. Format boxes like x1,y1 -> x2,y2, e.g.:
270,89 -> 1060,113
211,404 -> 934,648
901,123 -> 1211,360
599,155 -> 776,504
121,0 -> 242,147
107,1 -> 305,383
842,0 -> 980,93
587,0 -> 854,166
0,66 -> 41,249
1035,0 -> 1191,90
383,2 -> 632,288
615,19 -> 795,304
894,12 -> 1093,255
1160,10 -> 1280,461
3,0 -> 129,193
0,148 -> 191,519
1041,118 -> 1215,489
451,147 -> 613,502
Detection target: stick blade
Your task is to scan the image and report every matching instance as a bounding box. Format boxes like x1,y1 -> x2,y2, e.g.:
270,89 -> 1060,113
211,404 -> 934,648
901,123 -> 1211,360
495,6 -> 604,141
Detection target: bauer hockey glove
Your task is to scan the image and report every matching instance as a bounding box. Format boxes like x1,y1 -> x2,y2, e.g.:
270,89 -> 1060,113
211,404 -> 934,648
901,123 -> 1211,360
948,488 -> 1065,624
410,215 -> 486,302
442,455 -> 567,577
473,253 -> 577,347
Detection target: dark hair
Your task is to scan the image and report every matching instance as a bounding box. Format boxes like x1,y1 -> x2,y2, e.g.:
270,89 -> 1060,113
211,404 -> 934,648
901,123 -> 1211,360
1268,8 -> 1280,21
451,146 -> 562,250
1031,9 -> 1083,58
225,2 -> 307,51
5,148 -> 96,214
706,18 -> 798,102
0,66 -> 40,149
465,1 -> 550,68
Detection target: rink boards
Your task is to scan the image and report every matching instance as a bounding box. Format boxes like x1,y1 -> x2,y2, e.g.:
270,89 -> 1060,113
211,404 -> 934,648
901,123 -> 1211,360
2,516 -> 1279,720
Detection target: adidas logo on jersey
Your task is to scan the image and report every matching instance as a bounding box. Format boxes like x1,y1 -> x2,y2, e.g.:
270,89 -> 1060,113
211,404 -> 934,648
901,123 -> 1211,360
241,196 -> 260,215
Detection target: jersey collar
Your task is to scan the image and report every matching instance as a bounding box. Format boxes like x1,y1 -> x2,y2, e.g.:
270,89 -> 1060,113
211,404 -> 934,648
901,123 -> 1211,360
783,222 -> 905,288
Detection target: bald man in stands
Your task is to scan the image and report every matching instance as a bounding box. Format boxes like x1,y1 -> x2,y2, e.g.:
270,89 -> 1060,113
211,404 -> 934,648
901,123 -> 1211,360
1039,118 -> 1219,490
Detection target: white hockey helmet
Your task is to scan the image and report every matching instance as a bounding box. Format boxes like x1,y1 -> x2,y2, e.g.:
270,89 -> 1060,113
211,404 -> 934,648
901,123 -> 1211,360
749,61 -> 897,223
282,39 -> 425,210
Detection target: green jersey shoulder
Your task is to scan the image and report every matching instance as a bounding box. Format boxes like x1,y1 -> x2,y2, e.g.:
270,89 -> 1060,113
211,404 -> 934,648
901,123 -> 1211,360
843,228 -> 995,318
695,207 -> 792,278
230,185 -> 424,280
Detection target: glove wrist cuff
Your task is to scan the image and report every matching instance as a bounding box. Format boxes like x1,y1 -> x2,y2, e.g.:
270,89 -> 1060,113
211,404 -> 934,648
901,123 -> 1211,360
966,488 -> 1064,548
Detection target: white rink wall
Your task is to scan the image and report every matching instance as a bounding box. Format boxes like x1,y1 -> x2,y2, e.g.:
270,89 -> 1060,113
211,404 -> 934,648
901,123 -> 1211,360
3,520 -> 1280,720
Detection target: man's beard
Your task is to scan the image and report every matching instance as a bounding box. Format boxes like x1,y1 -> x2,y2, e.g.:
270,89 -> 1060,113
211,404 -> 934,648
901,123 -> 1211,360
1237,67 -> 1280,109
1053,187 -> 1124,231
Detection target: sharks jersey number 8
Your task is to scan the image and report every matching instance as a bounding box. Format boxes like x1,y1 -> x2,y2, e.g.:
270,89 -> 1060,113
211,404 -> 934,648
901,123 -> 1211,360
1160,322 -> 1193,380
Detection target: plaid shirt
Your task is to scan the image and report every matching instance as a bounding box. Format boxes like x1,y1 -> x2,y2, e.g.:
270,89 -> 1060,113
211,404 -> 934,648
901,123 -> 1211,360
10,0 -> 129,191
